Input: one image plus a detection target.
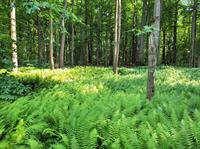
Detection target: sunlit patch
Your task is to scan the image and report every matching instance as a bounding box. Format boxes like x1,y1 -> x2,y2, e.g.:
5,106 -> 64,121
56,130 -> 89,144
80,83 -> 104,94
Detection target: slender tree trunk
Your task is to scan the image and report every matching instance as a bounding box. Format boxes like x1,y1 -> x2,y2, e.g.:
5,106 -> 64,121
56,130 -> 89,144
71,0 -> 75,66
113,0 -> 121,74
37,14 -> 43,64
147,0 -> 161,100
10,1 -> 18,72
84,0 -> 89,65
138,0 -> 147,65
96,20 -> 101,65
162,29 -> 166,64
190,0 -> 197,67
173,0 -> 179,64
109,10 -> 113,66
132,0 -> 137,65
60,0 -> 67,68
49,11 -> 54,70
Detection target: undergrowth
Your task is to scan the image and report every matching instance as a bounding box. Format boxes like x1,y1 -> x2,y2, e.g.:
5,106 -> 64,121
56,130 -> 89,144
0,66 -> 200,148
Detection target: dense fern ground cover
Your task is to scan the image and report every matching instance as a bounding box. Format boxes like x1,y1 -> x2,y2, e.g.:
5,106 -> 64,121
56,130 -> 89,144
0,67 -> 200,149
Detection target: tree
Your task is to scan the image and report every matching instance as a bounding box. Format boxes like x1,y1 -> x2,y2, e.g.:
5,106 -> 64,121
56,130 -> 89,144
37,13 -> 43,65
138,0 -> 148,65
132,0 -> 137,66
190,0 -> 197,67
147,0 -> 161,100
60,0 -> 67,68
71,0 -> 75,66
10,0 -> 18,72
50,10 -> 54,70
172,0 -> 179,64
113,0 -> 121,74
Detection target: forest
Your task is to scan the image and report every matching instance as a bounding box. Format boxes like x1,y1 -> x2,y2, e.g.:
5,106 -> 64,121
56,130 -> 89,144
0,0 -> 200,148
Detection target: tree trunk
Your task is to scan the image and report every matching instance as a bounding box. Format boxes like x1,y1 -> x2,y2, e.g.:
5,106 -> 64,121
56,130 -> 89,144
113,0 -> 121,74
37,14 -> 43,65
60,0 -> 67,68
71,0 -> 74,66
49,11 -> 54,70
138,0 -> 147,65
10,1 -> 18,72
173,0 -> 179,64
162,29 -> 166,64
132,0 -> 137,65
147,0 -> 161,100
190,0 -> 197,67
84,0 -> 89,65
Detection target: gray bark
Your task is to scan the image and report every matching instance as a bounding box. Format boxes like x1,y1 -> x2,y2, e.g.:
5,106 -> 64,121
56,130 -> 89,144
60,0 -> 67,68
71,0 -> 74,66
138,0 -> 147,65
113,0 -> 121,74
10,1 -> 18,72
147,0 -> 161,100
50,10 -> 54,70
190,0 -> 197,67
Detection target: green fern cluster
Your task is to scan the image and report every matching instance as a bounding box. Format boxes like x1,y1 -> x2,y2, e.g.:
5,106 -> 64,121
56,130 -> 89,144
0,66 -> 199,148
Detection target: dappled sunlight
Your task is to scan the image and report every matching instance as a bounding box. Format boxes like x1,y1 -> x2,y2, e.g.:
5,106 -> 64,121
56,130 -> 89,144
1,66 -> 200,148
80,83 -> 104,94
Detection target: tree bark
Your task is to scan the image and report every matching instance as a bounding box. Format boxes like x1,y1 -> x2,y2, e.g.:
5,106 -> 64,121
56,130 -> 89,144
190,0 -> 197,67
84,0 -> 89,65
147,0 -> 161,100
71,0 -> 74,66
162,29 -> 166,64
138,0 -> 147,65
37,14 -> 43,64
49,10 -> 54,70
132,0 -> 137,65
172,0 -> 179,64
113,0 -> 121,74
60,0 -> 67,68
10,1 -> 18,72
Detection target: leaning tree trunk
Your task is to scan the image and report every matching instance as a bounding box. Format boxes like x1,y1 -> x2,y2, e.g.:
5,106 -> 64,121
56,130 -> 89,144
113,0 -> 121,74
190,0 -> 197,67
147,0 -> 161,100
10,1 -> 18,72
49,10 -> 54,70
60,0 -> 67,68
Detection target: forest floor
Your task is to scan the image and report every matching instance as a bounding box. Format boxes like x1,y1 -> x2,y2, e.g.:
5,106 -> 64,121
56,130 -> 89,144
0,66 -> 200,148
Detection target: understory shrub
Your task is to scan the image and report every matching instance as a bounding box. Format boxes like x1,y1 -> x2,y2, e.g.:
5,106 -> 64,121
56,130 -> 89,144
0,72 -> 30,101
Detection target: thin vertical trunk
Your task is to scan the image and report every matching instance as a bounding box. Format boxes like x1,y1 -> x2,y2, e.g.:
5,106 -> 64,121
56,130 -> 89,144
138,0 -> 147,65
173,0 -> 179,64
132,0 -> 137,65
96,18 -> 101,65
84,0 -> 89,65
162,29 -> 166,64
50,10 -> 54,70
71,0 -> 74,66
60,0 -> 67,68
190,0 -> 197,67
109,8 -> 113,66
147,0 -> 161,100
113,0 -> 121,74
88,2 -> 93,65
37,14 -> 43,64
10,1 -> 18,72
